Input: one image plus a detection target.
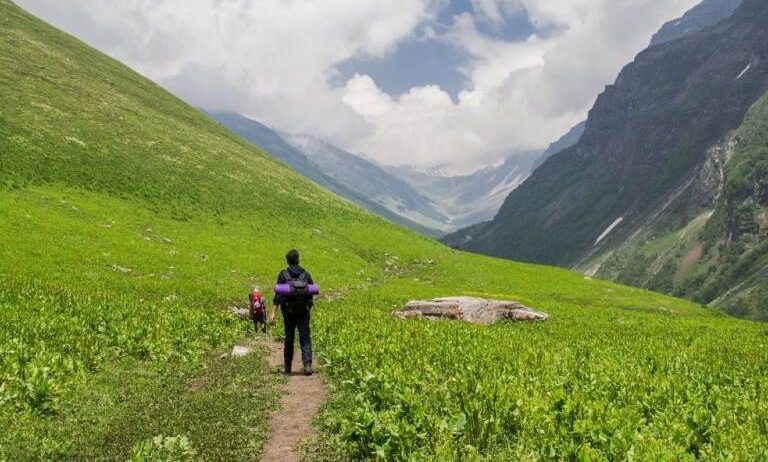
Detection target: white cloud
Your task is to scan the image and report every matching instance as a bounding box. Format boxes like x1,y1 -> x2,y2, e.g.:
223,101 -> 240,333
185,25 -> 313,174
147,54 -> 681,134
18,0 -> 701,174
17,0 -> 439,143
340,0 -> 700,172
470,0 -> 505,24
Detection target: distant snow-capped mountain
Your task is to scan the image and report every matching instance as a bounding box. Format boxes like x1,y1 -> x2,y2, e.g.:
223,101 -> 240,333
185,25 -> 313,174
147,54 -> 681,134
383,152 -> 541,229
206,111 -> 449,235
208,111 -> 582,234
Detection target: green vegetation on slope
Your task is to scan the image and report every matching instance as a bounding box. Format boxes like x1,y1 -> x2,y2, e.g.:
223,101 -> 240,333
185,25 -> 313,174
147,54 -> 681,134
0,0 -> 402,457
699,90 -> 768,312
2,1 -> 768,460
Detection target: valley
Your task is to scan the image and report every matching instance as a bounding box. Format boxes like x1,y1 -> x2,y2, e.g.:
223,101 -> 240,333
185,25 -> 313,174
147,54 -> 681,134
2,0 -> 768,460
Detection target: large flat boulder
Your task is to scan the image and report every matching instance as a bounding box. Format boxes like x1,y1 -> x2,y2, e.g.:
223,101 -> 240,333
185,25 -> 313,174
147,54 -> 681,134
394,297 -> 548,325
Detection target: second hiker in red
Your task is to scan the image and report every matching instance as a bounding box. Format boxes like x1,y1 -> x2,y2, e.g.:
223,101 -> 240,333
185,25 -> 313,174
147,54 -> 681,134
249,288 -> 267,333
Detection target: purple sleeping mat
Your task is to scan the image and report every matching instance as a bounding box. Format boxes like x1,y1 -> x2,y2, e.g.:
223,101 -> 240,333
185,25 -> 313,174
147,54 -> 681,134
274,284 -> 320,295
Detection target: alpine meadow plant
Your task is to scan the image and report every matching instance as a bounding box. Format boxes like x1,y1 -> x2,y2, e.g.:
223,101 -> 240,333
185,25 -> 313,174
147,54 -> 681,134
128,435 -> 197,462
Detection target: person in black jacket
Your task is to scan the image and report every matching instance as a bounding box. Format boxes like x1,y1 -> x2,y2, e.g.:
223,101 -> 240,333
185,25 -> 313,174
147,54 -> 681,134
269,249 -> 315,375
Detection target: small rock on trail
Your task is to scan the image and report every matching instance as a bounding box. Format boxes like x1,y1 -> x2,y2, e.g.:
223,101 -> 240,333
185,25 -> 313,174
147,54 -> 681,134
231,345 -> 251,357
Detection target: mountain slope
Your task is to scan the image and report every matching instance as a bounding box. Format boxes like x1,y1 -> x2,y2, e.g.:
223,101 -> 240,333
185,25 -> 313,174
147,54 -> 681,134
278,132 -> 453,232
3,1 -> 768,460
650,0 -> 742,46
531,121 -> 586,171
595,90 -> 768,320
448,0 -> 768,270
206,111 -> 445,235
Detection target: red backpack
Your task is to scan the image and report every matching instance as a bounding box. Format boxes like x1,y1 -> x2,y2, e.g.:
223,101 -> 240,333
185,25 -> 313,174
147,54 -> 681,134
250,292 -> 265,315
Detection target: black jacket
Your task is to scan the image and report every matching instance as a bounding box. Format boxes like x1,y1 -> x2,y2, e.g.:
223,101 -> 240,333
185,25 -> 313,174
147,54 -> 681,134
274,265 -> 314,308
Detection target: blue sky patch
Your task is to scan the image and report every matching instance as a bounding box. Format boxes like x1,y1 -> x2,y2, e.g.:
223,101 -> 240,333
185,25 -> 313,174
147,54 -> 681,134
334,0 -> 534,100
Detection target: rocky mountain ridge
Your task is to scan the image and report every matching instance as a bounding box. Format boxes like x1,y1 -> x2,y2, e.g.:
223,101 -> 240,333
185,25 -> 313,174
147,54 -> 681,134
448,0 -> 768,261
595,92 -> 768,319
446,0 -> 768,318
650,0 -> 742,47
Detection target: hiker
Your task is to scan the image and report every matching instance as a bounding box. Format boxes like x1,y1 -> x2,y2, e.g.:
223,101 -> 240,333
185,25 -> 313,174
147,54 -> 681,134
269,249 -> 315,376
249,287 -> 267,333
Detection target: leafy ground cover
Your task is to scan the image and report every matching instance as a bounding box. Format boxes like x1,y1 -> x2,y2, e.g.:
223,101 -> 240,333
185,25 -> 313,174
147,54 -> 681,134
313,284 -> 768,460
2,1 -> 768,460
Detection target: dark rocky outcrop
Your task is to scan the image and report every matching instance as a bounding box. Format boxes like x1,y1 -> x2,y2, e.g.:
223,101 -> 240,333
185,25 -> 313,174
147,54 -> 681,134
650,0 -> 742,47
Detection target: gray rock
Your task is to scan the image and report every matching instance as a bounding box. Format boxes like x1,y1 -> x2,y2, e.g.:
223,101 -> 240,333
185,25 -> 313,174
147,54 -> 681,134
231,345 -> 251,357
229,306 -> 250,320
394,297 -> 548,325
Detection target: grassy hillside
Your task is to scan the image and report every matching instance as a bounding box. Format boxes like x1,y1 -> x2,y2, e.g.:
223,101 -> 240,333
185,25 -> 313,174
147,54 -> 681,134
2,1 -> 768,460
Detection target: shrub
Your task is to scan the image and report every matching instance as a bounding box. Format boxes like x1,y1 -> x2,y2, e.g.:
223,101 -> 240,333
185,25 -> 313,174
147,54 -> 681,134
128,435 -> 197,462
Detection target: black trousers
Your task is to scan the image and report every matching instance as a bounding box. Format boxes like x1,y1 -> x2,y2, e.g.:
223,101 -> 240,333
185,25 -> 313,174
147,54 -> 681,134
282,309 -> 312,369
252,311 -> 266,333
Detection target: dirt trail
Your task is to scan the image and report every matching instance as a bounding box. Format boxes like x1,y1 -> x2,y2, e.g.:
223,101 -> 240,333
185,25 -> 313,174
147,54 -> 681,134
260,339 -> 326,462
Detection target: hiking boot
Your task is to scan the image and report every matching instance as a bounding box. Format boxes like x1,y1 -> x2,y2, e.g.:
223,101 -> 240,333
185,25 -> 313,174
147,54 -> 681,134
284,365 -> 292,375
303,363 -> 313,376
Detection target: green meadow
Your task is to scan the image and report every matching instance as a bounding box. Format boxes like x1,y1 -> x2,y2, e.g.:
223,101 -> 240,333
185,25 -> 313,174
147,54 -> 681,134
2,1 -> 768,460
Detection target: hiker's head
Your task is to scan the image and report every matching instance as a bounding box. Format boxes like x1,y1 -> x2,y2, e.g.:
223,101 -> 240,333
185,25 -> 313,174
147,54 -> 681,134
286,249 -> 300,266
253,287 -> 261,294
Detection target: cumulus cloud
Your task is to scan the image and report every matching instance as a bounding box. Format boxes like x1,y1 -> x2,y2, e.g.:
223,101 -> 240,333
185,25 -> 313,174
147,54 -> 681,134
341,0 -> 700,172
18,0 -> 701,174
17,0 -> 439,143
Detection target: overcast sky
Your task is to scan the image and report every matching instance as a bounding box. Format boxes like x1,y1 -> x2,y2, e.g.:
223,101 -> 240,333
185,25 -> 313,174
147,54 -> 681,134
18,0 -> 700,174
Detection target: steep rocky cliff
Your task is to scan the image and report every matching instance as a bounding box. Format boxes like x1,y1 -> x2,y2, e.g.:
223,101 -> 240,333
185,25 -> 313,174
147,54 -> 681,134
447,0 -> 768,271
596,92 -> 768,319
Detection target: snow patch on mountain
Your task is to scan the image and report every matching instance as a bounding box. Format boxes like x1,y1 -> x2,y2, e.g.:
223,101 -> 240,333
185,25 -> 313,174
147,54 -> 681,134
594,217 -> 624,245
736,63 -> 752,80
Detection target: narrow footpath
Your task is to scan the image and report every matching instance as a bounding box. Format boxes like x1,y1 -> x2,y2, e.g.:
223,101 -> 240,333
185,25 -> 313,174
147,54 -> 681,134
260,339 -> 326,462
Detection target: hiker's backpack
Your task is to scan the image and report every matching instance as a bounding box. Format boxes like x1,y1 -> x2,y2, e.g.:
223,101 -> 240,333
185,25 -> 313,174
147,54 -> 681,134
281,270 -> 312,315
250,292 -> 265,317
